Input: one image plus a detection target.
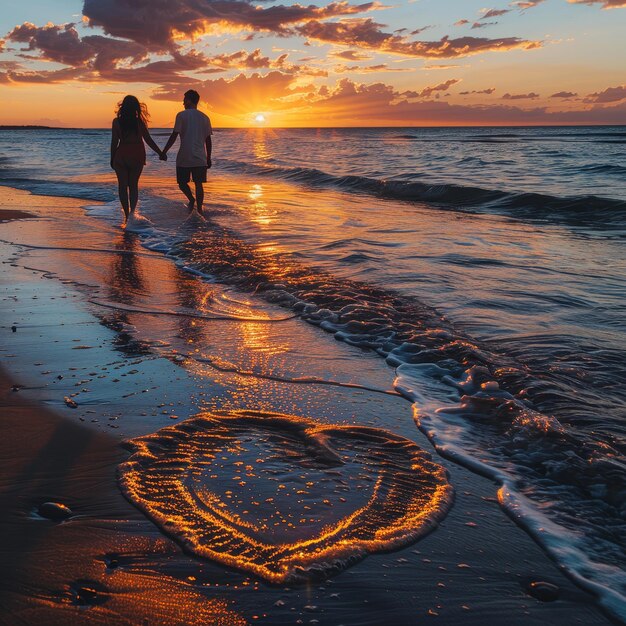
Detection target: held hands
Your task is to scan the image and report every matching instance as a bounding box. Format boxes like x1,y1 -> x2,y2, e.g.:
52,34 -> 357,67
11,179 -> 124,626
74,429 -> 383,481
159,150 -> 168,161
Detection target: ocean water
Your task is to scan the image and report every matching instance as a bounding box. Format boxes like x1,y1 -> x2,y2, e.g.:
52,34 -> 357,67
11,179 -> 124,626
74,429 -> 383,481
0,126 -> 625,618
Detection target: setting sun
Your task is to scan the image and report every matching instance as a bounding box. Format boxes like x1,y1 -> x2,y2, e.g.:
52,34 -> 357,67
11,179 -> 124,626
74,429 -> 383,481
254,114 -> 266,124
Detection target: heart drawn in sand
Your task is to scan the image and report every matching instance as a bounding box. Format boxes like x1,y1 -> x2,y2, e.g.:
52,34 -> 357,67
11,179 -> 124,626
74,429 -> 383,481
118,410 -> 453,583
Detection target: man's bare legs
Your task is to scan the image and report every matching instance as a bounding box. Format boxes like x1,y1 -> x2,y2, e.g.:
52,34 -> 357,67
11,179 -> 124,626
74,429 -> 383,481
178,181 -> 195,212
194,182 -> 204,214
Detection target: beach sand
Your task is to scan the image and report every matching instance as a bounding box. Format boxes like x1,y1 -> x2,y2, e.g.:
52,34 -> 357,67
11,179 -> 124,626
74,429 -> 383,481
0,186 -> 614,625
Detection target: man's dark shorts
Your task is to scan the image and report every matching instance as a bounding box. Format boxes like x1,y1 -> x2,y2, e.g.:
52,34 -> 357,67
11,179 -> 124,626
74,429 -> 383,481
176,166 -> 207,184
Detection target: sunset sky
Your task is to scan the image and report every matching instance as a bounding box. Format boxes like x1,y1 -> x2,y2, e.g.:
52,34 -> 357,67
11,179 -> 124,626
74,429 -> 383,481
1,0 -> 624,127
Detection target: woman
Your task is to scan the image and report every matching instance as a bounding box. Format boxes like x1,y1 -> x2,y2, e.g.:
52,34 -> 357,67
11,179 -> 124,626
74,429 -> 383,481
110,95 -> 162,223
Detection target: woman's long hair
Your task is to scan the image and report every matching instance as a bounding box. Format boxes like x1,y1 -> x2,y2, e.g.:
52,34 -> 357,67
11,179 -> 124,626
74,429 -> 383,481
116,95 -> 149,138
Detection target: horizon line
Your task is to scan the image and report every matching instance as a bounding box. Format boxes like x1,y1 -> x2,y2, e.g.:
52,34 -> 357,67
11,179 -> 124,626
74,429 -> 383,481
1,123 -> 625,130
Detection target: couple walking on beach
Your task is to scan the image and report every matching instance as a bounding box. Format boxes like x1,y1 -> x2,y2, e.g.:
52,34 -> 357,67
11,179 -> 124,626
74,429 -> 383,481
110,89 -> 212,223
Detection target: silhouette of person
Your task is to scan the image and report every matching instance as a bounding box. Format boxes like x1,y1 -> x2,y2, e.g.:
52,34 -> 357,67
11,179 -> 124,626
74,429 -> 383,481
161,89 -> 213,215
110,95 -> 163,223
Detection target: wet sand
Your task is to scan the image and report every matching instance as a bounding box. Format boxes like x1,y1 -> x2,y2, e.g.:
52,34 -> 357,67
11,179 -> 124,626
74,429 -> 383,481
0,186 -> 615,625
0,209 -> 36,221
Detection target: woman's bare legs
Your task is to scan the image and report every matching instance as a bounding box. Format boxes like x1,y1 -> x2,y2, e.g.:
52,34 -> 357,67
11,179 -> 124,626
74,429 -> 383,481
128,164 -> 144,214
114,166 -> 130,220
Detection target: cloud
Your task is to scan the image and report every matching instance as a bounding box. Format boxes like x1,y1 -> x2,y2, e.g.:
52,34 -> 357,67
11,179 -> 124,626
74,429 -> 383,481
297,19 -> 541,57
421,63 -> 459,71
151,71 -> 307,114
294,77 -> 626,125
460,87 -> 496,94
454,19 -> 470,26
411,25 -> 433,35
0,60 -> 22,70
567,0 -> 626,7
416,78 -> 461,97
502,91 -> 539,99
7,22 -> 97,66
6,22 -> 149,72
550,90 -> 578,97
481,8 -> 510,18
333,63 -> 410,73
97,51 -> 209,83
471,21 -> 498,29
4,20 -> 229,85
511,0 -> 545,8
330,49 -> 373,60
422,63 -> 460,70
3,22 -> 221,86
0,67 -> 86,84
584,84 -> 626,103
210,49 -> 279,70
82,0 -> 382,48
149,74 -> 626,126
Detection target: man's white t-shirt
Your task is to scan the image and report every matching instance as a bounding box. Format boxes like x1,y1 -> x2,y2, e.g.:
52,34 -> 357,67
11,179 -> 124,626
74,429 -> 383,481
173,109 -> 212,168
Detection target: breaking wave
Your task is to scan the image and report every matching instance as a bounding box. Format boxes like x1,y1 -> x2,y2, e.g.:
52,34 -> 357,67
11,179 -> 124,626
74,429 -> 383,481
218,159 -> 626,229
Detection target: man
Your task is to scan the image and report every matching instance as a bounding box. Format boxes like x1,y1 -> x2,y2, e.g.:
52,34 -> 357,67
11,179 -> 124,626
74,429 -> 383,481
162,89 -> 212,215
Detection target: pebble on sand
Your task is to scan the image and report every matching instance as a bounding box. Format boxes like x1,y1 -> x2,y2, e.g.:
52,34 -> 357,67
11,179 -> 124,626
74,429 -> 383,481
526,581 -> 560,602
37,501 -> 73,520
70,581 -> 109,606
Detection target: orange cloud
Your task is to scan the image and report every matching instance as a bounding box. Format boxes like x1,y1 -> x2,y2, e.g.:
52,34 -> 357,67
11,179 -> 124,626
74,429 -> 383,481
297,19 -> 541,57
83,0 -> 382,47
422,64 -> 460,70
210,49 -> 283,70
414,78 -> 461,97
333,63 -> 411,73
471,21 -> 499,29
502,91 -> 540,99
551,90 -> 578,97
300,77 -> 626,125
0,66 -> 85,83
7,22 -> 95,65
481,8 -> 510,18
152,71 -> 309,116
584,84 -> 626,102
330,49 -> 373,60
6,22 -> 149,74
511,1 -> 546,8
460,87 -> 496,94
568,0 -> 626,7
3,22 -> 214,85
4,21 -> 333,87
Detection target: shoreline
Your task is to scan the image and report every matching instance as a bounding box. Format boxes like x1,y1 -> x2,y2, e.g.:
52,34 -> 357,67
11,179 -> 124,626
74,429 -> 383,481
0,185 -> 616,625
